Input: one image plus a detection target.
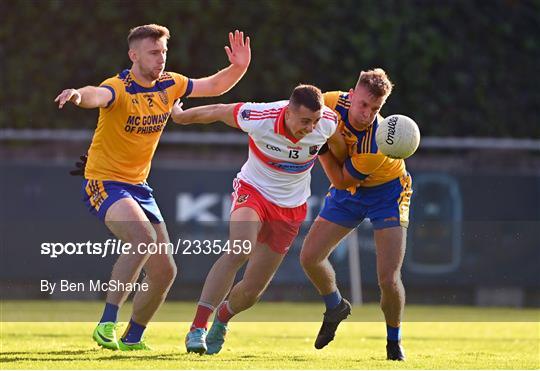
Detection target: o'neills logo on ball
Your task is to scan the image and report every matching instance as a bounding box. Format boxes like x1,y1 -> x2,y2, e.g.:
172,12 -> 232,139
386,116 -> 398,145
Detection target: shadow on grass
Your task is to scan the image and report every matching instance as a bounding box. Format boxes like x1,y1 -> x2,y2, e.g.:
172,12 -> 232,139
1,349 -> 96,356
4,333 -> 87,339
94,352 -> 293,362
361,335 -> 534,342
25,351 -> 310,363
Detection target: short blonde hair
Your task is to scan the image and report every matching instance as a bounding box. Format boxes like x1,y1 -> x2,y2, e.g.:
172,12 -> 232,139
356,68 -> 394,97
127,24 -> 170,47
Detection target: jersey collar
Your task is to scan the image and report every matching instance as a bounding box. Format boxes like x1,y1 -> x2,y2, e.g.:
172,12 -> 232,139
274,105 -> 301,144
130,70 -> 156,88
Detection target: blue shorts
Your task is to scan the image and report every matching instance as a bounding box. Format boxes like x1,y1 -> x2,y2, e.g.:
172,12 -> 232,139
82,179 -> 164,223
319,173 -> 413,230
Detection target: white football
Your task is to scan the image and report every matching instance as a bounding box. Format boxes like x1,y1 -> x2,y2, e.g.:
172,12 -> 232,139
376,114 -> 420,159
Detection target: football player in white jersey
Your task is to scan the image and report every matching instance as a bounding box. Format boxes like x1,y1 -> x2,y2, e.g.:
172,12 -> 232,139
171,84 -> 346,355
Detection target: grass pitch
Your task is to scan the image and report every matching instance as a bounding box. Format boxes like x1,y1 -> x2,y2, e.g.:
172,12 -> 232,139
1,301 -> 539,369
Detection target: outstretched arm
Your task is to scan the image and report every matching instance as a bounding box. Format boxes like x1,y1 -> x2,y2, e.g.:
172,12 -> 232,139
171,100 -> 238,128
54,86 -> 113,109
189,30 -> 251,97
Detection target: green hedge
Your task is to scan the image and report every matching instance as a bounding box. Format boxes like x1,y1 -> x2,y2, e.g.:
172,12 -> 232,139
2,0 -> 538,137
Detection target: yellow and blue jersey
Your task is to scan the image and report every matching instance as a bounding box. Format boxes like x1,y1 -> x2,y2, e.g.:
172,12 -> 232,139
320,91 -> 412,229
323,91 -> 405,191
85,69 -> 192,184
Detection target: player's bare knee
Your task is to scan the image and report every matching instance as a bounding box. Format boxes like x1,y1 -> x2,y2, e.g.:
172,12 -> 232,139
300,247 -> 320,270
147,260 -> 177,287
378,274 -> 401,292
299,250 -> 312,269
160,261 -> 177,284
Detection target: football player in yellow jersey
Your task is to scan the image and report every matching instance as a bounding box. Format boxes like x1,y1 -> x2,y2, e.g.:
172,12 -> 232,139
300,69 -> 412,361
54,24 -> 251,351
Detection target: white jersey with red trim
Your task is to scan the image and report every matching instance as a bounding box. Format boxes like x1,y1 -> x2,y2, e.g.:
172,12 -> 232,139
232,100 -> 338,207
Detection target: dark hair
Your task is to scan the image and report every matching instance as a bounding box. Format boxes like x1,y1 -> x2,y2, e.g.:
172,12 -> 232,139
127,24 -> 170,47
289,84 -> 323,112
356,68 -> 394,97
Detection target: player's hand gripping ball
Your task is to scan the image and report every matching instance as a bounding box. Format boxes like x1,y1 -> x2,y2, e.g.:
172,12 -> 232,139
375,114 -> 420,159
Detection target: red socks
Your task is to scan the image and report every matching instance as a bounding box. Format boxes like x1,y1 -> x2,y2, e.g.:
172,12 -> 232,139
190,302 -> 214,331
216,301 -> 235,323
190,301 -> 236,331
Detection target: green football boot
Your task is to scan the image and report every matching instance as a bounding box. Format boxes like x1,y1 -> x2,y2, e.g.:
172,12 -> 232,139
118,338 -> 151,351
92,322 -> 119,350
